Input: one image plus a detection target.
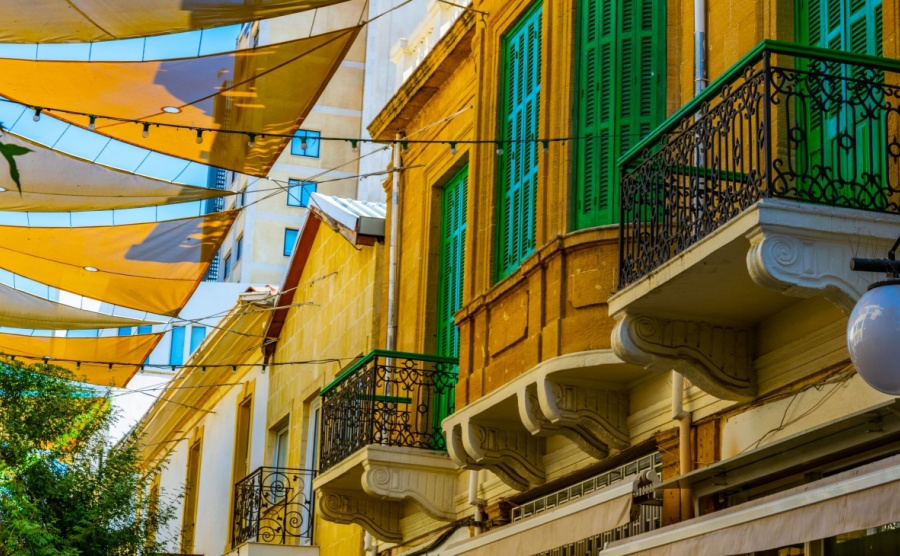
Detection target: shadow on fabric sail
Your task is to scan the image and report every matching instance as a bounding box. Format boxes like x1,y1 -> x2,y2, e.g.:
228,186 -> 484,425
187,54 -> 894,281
0,211 -> 237,316
0,27 -> 361,177
0,0 -> 351,43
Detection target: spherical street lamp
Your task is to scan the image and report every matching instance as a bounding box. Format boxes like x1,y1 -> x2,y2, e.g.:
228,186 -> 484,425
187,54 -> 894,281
848,279 -> 900,395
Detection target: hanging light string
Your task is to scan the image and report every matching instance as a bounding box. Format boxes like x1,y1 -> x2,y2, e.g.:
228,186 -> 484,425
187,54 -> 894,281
15,98 -> 579,153
0,352 -> 350,372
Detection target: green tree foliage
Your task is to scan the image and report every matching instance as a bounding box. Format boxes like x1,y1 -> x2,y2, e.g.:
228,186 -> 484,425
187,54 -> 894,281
0,361 -> 178,555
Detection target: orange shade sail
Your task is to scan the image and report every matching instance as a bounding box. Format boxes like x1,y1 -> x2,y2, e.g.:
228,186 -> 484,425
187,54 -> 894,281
0,133 -> 232,212
0,211 -> 237,317
0,0 -> 349,43
0,332 -> 162,387
0,27 -> 360,177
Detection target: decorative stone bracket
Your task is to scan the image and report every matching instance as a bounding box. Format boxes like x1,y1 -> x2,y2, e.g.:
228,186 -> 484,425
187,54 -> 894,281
746,229 -> 883,314
519,380 -> 630,459
448,420 -> 546,491
314,446 -> 458,542
445,351 -> 635,490
317,488 -> 403,543
613,313 -> 755,401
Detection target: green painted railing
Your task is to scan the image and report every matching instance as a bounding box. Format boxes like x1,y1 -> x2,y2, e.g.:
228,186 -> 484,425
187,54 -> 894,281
318,350 -> 459,472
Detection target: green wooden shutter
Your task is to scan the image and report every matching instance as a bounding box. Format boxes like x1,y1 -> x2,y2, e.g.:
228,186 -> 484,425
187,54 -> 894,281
497,2 -> 543,281
574,0 -> 665,230
798,0 -> 883,206
436,166 -> 468,359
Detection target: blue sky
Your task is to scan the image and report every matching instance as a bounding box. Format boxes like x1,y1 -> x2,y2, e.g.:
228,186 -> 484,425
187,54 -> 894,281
0,25 -> 242,226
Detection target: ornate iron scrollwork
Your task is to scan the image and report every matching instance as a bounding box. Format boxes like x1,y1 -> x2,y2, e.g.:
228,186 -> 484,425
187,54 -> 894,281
318,353 -> 459,472
231,467 -> 316,547
619,48 -> 900,288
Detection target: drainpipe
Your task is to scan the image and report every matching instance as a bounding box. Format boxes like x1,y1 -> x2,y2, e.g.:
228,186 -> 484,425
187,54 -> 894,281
386,132 -> 402,353
364,135 -> 403,556
468,470 -> 484,536
672,371 -> 693,520
694,0 -> 707,96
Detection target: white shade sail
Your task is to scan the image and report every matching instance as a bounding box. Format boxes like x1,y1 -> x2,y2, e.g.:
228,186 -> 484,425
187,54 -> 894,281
0,133 -> 231,212
0,282 -> 158,330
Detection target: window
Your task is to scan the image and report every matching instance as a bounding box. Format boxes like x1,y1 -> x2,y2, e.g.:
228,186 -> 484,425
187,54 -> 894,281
291,130 -> 321,157
287,179 -> 317,208
437,166 -> 468,359
137,325 -> 152,335
118,327 -> 132,336
496,3 -> 543,281
573,0 -> 666,229
189,326 -> 206,354
169,326 -> 185,367
181,437 -> 202,553
235,236 -> 243,263
284,228 -> 299,257
235,187 -> 247,209
223,251 -> 232,280
273,426 -> 289,469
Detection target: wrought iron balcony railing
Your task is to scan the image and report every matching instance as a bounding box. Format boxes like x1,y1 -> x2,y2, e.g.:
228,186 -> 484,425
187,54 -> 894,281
231,467 -> 316,547
618,40 -> 900,288
318,350 -> 459,473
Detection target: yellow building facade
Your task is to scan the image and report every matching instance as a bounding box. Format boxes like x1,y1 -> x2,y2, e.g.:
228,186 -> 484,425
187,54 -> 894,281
140,0 -> 900,554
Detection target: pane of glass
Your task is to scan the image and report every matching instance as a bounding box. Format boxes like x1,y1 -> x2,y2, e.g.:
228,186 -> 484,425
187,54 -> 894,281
169,326 -> 185,366
284,229 -> 299,256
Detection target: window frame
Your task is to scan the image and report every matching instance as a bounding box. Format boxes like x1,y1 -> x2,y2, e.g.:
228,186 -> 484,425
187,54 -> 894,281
291,130 -> 321,158
287,179 -> 318,208
284,228 -> 299,257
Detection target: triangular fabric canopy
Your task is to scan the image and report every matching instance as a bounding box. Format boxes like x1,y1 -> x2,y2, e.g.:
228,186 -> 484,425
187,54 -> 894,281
0,332 -> 161,387
0,282 -> 158,330
0,27 -> 360,177
0,0 -> 349,43
0,133 -> 232,212
0,211 -> 237,317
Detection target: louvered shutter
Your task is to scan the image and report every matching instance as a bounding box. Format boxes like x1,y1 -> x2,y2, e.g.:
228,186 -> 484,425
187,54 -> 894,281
574,0 -> 665,230
798,0 -> 883,205
437,166 -> 468,359
497,2 -> 543,280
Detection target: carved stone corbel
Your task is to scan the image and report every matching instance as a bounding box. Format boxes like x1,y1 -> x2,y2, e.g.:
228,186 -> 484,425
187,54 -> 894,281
518,380 -> 629,460
360,459 -> 457,521
613,313 -> 755,401
317,488 -> 403,543
448,420 -> 545,491
746,230 -> 872,314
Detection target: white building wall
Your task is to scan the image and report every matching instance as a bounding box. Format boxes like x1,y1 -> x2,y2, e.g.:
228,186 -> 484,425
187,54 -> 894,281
152,365 -> 269,555
357,0 -> 428,202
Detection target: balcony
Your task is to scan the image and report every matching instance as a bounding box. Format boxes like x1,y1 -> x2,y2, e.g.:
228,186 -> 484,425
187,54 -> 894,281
313,350 -> 460,542
619,40 -> 900,287
230,467 -> 316,551
610,41 -> 900,401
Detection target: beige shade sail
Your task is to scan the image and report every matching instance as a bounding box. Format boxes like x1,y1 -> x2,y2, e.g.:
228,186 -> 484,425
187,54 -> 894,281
0,0 -> 350,43
0,332 -> 162,387
0,27 -> 360,177
0,282 -> 158,330
0,211 -> 237,317
0,133 -> 232,211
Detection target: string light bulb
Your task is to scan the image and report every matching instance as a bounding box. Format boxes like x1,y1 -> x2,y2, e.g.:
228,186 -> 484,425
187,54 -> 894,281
300,138 -> 308,151
195,129 -> 204,144
542,140 -> 549,153
141,122 -> 150,138
401,141 -> 409,153
88,115 -> 97,131
42,356 -> 49,364
496,142 -> 504,156
76,361 -> 81,371
450,142 -> 457,156
247,133 -> 257,148
350,139 -> 359,153
32,107 -> 42,122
